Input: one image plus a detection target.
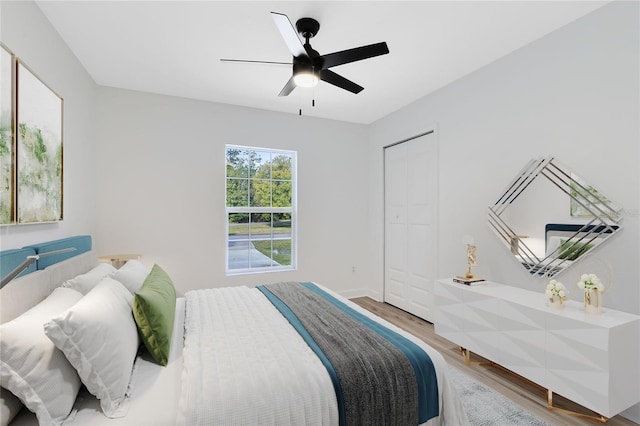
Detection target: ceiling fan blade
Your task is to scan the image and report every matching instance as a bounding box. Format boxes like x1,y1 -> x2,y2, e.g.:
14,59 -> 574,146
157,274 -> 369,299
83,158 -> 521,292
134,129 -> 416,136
320,42 -> 389,69
278,76 -> 297,97
220,59 -> 292,66
271,12 -> 306,58
320,69 -> 363,94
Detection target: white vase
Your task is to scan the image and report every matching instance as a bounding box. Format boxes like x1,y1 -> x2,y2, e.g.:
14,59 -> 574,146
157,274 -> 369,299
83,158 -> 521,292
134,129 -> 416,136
584,288 -> 602,314
548,295 -> 564,309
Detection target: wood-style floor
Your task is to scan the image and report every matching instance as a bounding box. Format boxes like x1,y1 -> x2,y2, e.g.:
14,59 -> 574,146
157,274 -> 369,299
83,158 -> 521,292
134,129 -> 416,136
351,297 -> 639,426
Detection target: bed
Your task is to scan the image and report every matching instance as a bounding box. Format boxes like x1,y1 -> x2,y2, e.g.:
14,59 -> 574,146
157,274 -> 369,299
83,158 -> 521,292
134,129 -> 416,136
1,236 -> 468,426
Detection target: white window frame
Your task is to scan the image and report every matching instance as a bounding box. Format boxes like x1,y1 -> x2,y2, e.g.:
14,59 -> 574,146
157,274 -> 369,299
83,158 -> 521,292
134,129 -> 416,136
225,144 -> 297,275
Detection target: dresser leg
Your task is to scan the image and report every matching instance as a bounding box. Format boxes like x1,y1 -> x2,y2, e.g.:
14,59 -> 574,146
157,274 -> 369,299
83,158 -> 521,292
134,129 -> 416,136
547,390 -> 608,423
459,347 -> 492,366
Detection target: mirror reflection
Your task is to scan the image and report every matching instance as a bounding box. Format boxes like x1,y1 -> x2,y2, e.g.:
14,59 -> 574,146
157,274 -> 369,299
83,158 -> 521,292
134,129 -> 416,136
488,157 -> 622,278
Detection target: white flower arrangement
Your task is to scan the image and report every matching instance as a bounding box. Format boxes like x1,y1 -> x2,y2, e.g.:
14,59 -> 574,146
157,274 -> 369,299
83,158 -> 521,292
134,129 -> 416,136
577,273 -> 605,292
545,279 -> 568,300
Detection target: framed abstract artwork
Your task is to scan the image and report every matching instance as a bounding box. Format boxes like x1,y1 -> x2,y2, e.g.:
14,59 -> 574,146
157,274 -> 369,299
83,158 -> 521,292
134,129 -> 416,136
16,60 -> 63,223
0,44 -> 14,224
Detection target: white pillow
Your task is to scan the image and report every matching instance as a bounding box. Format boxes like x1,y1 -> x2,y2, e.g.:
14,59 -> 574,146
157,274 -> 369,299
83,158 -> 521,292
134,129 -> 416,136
111,260 -> 149,294
1,387 -> 24,426
45,278 -> 140,418
61,262 -> 116,295
0,287 -> 83,425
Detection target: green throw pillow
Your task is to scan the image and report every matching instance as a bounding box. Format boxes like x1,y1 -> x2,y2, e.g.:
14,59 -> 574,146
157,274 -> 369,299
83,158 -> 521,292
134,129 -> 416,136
133,264 -> 176,366
558,239 -> 594,261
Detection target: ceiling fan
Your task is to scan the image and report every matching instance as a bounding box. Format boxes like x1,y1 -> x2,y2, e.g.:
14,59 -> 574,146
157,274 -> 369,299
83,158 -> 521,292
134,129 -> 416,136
221,12 -> 390,96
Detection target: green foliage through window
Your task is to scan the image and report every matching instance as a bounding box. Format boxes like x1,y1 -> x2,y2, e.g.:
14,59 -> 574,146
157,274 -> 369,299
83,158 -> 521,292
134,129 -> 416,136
226,148 -> 292,209
226,146 -> 295,273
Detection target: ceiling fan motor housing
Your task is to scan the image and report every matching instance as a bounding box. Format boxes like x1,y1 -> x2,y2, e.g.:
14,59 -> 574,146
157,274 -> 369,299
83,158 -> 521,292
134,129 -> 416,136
296,17 -> 320,40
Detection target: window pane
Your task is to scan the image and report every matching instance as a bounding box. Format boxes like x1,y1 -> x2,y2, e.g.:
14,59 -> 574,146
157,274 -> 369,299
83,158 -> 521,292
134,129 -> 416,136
249,150 -> 271,179
252,240 -> 275,267
228,213 -> 249,237
228,213 -> 249,270
272,154 -> 292,180
272,181 -> 292,207
226,148 -> 249,178
272,214 -> 291,267
226,178 -> 248,207
273,213 -> 291,234
250,179 -> 271,207
250,213 -> 272,237
272,239 -> 292,266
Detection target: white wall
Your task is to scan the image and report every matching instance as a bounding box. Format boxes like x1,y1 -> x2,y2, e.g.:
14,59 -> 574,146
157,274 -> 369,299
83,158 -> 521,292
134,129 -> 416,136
94,87 -> 370,296
0,1 -> 98,250
367,2 -> 639,421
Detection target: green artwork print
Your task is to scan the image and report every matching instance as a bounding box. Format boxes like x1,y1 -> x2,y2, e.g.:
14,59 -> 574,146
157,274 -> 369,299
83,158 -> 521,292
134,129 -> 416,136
17,61 -> 63,223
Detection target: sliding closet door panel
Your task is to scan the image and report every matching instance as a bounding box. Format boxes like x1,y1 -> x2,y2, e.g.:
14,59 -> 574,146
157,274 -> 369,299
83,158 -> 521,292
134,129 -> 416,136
384,132 -> 437,321
386,222 -> 407,306
384,142 -> 408,310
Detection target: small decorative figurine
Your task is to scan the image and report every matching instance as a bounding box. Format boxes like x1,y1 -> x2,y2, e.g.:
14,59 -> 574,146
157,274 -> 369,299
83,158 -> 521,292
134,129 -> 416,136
464,244 -> 477,279
454,243 -> 484,284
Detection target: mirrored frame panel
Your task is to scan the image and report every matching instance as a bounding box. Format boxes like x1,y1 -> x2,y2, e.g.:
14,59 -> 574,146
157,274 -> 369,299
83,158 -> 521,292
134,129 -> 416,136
488,157 -> 622,278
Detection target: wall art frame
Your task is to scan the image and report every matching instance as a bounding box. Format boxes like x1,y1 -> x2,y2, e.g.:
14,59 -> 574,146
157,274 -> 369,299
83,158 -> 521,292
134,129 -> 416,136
0,43 -> 15,224
16,59 -> 63,223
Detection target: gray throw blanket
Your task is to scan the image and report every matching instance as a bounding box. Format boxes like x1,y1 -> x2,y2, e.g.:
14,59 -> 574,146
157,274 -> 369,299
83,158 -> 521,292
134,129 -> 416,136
263,282 -> 419,426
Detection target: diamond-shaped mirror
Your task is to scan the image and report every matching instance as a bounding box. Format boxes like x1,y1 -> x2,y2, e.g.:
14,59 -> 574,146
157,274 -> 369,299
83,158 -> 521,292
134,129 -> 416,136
488,157 -> 622,278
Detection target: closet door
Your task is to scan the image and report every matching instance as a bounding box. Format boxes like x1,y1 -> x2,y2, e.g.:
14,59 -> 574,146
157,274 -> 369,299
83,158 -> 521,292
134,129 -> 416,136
384,132 -> 437,321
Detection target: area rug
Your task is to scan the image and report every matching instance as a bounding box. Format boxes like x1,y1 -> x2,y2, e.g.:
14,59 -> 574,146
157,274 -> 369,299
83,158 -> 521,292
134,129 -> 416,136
448,366 -> 550,426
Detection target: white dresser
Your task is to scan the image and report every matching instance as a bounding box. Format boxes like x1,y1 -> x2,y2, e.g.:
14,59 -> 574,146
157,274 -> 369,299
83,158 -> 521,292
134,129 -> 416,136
434,278 -> 640,419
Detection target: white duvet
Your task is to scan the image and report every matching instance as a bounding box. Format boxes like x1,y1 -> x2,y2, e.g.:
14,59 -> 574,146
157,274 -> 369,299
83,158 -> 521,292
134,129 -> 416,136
177,285 -> 468,426
177,286 -> 338,425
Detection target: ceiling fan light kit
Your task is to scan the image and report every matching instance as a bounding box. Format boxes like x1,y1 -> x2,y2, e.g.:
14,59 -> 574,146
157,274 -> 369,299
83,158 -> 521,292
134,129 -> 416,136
293,72 -> 318,88
292,62 -> 319,88
221,12 -> 389,97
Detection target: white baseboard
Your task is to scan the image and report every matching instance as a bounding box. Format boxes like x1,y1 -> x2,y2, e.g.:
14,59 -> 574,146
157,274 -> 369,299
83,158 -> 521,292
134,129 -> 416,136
339,288 -> 382,301
621,404 -> 640,424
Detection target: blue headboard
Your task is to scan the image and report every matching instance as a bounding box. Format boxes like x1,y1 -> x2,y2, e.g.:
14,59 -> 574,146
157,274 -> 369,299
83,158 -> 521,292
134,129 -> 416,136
0,235 -> 92,282
0,248 -> 38,281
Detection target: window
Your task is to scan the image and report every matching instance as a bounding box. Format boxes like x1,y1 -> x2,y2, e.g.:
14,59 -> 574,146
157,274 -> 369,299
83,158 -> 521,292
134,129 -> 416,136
225,145 -> 296,274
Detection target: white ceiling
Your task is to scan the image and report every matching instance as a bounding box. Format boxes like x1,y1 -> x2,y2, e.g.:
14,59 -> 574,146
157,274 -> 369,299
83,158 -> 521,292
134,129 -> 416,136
36,1 -> 608,124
